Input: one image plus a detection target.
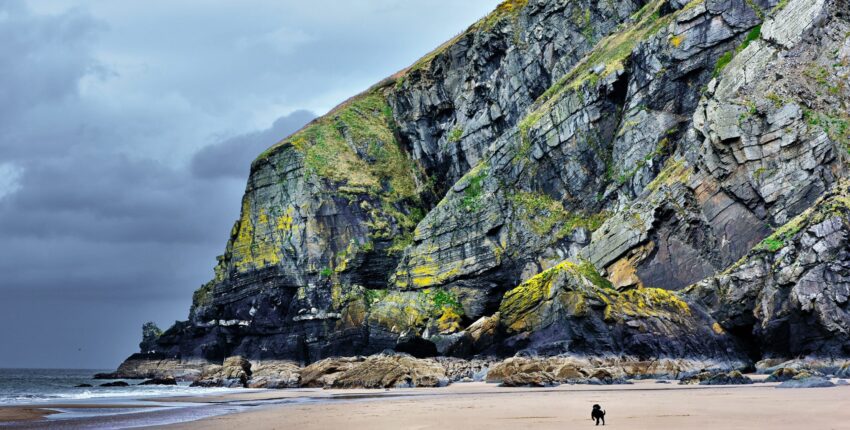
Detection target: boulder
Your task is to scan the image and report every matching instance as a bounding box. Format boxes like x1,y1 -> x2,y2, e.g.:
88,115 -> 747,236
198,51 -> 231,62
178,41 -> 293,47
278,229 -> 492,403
300,357 -> 365,388
501,372 -> 557,387
699,371 -> 753,385
331,354 -> 448,389
777,376 -> 835,389
138,376 -> 177,386
247,361 -> 301,389
94,353 -> 207,381
191,356 -> 252,388
765,367 -> 798,383
435,357 -> 494,382
679,372 -> 714,385
100,381 -> 129,387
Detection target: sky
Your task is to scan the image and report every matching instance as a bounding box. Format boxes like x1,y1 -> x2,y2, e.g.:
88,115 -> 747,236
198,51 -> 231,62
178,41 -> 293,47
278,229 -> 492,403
0,0 -> 500,369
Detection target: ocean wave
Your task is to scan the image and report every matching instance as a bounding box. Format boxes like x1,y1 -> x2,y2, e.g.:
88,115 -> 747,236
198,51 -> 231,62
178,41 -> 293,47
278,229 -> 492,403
0,385 -> 252,405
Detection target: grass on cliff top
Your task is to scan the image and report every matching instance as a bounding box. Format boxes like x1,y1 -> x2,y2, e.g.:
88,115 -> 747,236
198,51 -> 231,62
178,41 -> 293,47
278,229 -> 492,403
258,92 -> 418,202
401,0 -> 528,76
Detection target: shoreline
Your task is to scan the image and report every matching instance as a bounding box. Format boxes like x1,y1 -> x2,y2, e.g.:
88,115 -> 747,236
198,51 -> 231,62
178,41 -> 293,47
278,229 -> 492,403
3,376 -> 850,429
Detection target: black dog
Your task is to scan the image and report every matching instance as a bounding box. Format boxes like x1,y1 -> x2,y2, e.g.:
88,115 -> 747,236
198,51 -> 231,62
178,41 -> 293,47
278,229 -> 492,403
591,404 -> 606,426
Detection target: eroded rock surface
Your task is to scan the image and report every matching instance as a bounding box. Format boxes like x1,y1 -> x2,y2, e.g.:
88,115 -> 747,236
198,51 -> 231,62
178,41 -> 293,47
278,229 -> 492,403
108,0 -> 850,377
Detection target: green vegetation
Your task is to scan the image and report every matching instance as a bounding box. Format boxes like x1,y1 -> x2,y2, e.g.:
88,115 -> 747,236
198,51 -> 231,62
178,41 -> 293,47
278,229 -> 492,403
501,258 -> 691,332
754,183 -> 850,253
479,0 -> 529,30
766,92 -> 785,107
363,288 -> 390,307
517,0 -> 679,145
320,267 -> 334,277
771,0 -> 790,14
460,165 -> 488,212
611,137 -> 671,186
645,157 -> 692,192
511,191 -> 609,238
447,127 -> 463,143
192,281 -> 215,308
803,109 -> 850,154
254,91 -> 432,257
714,25 -> 761,77
574,259 -> 614,290
572,6 -> 594,42
423,288 -> 464,315
258,92 -> 419,203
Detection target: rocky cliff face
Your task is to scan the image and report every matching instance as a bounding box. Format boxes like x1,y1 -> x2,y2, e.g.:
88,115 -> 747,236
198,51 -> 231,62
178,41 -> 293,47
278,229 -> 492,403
116,0 -> 850,374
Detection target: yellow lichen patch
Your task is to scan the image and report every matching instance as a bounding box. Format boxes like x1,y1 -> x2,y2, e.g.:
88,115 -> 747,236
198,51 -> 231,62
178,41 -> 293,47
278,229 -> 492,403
712,322 -> 726,335
670,34 -> 685,48
258,209 -> 269,225
500,264 -> 561,332
501,258 -> 693,333
606,288 -> 691,321
367,292 -> 431,335
437,305 -> 462,333
398,248 -> 464,289
511,191 -> 610,238
276,207 -> 294,232
559,291 -> 588,317
230,198 -> 283,272
645,157 -> 692,192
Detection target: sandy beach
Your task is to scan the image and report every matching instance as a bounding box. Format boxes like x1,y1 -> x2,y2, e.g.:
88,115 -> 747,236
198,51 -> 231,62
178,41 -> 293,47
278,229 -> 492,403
3,379 -> 850,429
154,380 -> 850,430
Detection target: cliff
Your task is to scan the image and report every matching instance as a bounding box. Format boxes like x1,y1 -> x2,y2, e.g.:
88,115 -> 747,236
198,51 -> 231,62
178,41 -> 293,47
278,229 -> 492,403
114,0 -> 850,377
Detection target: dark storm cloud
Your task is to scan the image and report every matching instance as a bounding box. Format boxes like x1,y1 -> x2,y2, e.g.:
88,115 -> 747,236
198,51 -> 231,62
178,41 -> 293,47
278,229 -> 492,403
191,110 -> 315,179
0,0 -> 500,368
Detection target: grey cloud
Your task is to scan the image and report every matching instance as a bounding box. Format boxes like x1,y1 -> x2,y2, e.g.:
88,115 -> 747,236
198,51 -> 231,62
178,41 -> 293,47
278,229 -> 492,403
0,0 -> 500,368
191,110 -> 315,179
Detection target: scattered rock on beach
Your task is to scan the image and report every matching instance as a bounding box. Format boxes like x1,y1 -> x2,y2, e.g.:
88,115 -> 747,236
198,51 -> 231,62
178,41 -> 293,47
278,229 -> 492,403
678,372 -> 713,385
331,354 -> 448,389
191,356 -> 252,388
435,357 -> 494,382
100,381 -> 129,387
138,377 -> 177,386
765,368 -> 799,383
501,372 -> 557,387
299,357 -> 365,388
777,376 -> 835,389
248,361 -> 301,389
699,371 -> 753,386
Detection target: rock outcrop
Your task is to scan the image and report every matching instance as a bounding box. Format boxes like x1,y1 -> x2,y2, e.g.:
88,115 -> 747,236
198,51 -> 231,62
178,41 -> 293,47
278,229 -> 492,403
330,354 -> 449,389
107,0 -> 850,382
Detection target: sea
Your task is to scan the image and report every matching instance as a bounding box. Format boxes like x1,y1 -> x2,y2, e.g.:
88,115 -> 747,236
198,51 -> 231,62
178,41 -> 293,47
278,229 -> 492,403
0,368 -> 260,428
0,368 -> 238,405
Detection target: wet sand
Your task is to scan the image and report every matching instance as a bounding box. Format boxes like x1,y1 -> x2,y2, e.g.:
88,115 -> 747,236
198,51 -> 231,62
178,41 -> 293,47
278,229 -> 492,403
156,380 -> 850,430
0,403 -> 158,423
